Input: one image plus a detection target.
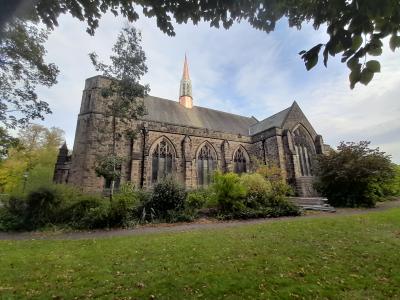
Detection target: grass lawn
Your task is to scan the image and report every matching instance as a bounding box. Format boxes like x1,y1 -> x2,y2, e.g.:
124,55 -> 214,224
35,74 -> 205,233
1,209 -> 400,299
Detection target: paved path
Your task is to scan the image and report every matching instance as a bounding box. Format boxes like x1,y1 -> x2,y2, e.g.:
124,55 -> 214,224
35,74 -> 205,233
1,199 -> 399,241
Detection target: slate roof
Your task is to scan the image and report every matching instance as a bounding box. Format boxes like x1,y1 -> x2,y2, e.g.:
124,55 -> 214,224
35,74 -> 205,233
248,106 -> 291,135
142,96 -> 258,135
141,95 -> 292,136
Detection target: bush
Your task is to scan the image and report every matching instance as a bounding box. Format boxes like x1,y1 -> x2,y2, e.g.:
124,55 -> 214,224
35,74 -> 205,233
25,187 -> 62,229
0,196 -> 27,231
314,141 -> 395,207
240,173 -> 272,198
186,188 -> 217,209
63,195 -> 109,229
143,176 -> 187,222
213,171 -> 300,220
109,183 -> 141,227
212,172 -> 247,213
381,164 -> 400,197
257,164 -> 284,183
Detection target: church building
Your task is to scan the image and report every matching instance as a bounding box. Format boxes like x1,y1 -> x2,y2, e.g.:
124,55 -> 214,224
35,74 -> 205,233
54,56 -> 330,197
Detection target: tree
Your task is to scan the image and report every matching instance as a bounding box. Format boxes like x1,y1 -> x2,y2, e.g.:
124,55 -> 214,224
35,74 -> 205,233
90,24 -> 149,199
314,141 -> 395,208
0,127 -> 20,161
0,124 -> 64,193
0,19 -> 59,130
3,0 -> 400,88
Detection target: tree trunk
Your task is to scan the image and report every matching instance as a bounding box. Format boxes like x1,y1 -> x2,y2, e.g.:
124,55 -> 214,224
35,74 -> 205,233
110,115 -> 117,202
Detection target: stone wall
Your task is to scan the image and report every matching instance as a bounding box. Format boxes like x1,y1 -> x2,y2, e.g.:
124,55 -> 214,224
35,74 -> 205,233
60,75 -> 328,197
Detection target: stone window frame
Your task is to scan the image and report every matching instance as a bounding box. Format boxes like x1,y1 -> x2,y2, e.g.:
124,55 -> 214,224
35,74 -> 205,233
232,145 -> 250,174
292,124 -> 316,177
148,136 -> 177,184
195,141 -> 218,186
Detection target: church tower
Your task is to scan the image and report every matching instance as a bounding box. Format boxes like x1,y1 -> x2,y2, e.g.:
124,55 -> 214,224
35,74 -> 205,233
179,54 -> 193,108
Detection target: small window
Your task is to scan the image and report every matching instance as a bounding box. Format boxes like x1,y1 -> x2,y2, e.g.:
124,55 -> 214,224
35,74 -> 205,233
233,148 -> 247,174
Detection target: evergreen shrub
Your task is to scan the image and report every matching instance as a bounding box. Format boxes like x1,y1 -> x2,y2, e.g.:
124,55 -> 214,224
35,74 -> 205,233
143,176 -> 187,222
109,183 -> 141,227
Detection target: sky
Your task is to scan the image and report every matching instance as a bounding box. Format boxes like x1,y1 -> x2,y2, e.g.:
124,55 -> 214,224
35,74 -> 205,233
36,12 -> 400,163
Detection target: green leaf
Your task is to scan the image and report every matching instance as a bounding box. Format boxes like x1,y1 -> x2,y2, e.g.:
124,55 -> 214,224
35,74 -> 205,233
367,47 -> 382,56
349,69 -> 361,89
359,68 -> 374,86
346,57 -> 360,70
366,60 -> 380,73
305,55 -> 318,71
389,35 -> 400,52
351,35 -> 363,51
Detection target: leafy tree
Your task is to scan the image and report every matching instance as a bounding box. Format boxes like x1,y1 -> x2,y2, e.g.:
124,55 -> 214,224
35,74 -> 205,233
0,127 -> 20,161
314,141 -> 395,208
0,124 -> 64,193
3,0 -> 400,88
381,164 -> 400,197
0,19 -> 59,130
90,24 -> 149,199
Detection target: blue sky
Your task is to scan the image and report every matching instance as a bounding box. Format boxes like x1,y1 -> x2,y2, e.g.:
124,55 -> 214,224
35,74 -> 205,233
36,12 -> 400,163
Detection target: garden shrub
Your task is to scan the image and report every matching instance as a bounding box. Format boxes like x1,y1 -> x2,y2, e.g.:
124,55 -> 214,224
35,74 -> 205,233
213,171 -> 300,220
63,195 -> 109,229
314,141 -> 395,207
381,164 -> 400,197
271,180 -> 294,198
240,173 -> 272,198
109,183 -> 141,227
186,188 -> 217,209
212,172 -> 247,213
240,173 -> 272,209
0,195 -> 27,231
25,186 -> 63,229
143,176 -> 187,222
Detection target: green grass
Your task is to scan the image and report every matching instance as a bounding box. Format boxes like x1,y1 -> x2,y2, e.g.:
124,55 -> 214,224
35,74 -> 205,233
1,210 -> 400,299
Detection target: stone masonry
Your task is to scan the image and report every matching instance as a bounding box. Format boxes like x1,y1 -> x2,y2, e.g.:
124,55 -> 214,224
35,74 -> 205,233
55,57 -> 330,197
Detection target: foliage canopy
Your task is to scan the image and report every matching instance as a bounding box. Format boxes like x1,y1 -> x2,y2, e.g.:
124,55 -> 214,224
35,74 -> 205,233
0,20 -> 59,130
3,0 -> 400,88
314,141 -> 395,207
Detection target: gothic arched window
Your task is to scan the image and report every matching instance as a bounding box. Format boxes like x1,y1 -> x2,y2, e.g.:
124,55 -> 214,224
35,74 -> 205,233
233,148 -> 247,174
197,143 -> 216,186
293,127 -> 314,176
151,139 -> 174,183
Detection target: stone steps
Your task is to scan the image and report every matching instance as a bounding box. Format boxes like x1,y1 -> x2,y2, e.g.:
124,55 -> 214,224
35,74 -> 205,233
289,197 -> 336,212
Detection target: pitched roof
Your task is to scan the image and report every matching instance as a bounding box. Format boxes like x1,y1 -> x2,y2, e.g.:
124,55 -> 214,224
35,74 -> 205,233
248,106 -> 291,135
141,96 -> 258,136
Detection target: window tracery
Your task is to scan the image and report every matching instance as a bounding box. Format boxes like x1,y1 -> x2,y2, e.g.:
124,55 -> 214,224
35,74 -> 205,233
197,143 -> 216,186
151,139 -> 174,183
233,147 -> 247,174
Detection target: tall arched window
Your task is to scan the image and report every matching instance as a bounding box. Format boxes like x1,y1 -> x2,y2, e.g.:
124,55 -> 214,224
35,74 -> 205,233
151,139 -> 174,183
293,126 -> 314,176
233,147 -> 247,174
197,143 -> 216,186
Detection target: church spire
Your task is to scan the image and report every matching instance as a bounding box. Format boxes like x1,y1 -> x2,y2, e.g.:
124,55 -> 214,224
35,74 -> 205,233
179,54 -> 193,108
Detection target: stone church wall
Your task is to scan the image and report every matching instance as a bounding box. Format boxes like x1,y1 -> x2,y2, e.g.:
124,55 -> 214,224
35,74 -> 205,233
61,75 -> 328,197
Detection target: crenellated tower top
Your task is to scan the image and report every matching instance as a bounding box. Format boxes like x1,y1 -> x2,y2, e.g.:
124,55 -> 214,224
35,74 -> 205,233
179,54 -> 193,108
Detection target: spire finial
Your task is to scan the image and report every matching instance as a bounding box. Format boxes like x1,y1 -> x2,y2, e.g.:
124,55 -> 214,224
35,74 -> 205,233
179,54 -> 193,108
183,53 -> 190,80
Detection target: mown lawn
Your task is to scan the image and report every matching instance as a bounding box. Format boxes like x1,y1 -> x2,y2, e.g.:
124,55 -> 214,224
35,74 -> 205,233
1,209 -> 400,299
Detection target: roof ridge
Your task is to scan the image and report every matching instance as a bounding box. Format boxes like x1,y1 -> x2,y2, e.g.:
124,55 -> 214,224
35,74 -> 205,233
249,106 -> 291,128
145,95 -> 254,121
